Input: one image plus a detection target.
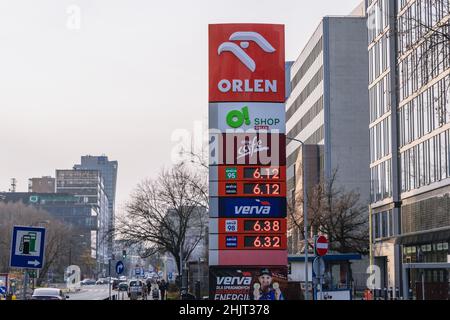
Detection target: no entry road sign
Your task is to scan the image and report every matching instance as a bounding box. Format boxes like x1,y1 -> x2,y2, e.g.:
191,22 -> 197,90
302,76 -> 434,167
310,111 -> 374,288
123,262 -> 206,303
315,235 -> 328,257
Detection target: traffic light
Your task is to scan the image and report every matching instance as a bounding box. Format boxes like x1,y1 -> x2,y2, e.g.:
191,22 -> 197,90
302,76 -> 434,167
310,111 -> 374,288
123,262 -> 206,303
122,250 -> 127,259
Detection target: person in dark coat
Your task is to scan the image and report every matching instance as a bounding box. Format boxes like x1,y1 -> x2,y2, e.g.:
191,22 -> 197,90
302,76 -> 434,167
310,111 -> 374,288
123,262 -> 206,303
159,280 -> 168,300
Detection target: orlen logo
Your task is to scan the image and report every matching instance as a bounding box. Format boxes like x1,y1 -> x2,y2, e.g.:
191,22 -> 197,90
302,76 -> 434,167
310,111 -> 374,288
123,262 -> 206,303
235,199 -> 271,215
209,24 -> 285,103
218,32 -> 275,72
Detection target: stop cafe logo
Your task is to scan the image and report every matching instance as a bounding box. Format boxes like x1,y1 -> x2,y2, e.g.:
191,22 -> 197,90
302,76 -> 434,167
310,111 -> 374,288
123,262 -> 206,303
209,24 -> 285,102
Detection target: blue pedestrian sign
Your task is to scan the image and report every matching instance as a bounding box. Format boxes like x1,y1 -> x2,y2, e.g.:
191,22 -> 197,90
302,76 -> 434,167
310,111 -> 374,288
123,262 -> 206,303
10,226 -> 46,269
115,261 -> 124,275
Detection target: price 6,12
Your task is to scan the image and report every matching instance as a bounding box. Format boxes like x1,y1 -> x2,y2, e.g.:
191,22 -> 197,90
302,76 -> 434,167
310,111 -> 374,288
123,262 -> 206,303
244,183 -> 280,195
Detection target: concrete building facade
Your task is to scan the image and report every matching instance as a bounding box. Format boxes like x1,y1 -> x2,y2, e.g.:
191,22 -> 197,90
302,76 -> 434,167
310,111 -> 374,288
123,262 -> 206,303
286,13 -> 370,254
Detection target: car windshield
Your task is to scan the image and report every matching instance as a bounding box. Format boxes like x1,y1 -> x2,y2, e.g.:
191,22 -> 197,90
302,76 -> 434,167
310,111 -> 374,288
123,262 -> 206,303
129,281 -> 141,287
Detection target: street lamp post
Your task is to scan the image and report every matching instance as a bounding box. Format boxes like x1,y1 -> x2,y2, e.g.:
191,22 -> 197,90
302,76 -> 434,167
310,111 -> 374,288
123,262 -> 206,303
286,137 -> 309,300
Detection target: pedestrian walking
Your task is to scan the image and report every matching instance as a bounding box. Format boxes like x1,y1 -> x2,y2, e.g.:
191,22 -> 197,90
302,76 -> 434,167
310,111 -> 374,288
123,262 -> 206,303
159,279 -> 168,300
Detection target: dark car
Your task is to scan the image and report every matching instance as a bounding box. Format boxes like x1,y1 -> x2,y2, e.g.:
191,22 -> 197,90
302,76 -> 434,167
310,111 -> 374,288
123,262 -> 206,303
118,282 -> 128,291
31,288 -> 69,300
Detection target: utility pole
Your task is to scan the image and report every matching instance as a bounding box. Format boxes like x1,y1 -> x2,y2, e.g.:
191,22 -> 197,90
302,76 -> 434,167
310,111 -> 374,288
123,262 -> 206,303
9,178 -> 17,193
108,258 -> 111,300
22,269 -> 28,300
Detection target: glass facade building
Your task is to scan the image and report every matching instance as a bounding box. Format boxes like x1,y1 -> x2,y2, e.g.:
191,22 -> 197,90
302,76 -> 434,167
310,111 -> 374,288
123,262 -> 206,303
368,0 -> 450,299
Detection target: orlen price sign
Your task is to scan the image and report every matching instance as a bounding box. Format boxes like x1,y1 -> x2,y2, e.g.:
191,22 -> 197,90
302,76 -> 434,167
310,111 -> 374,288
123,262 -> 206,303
209,24 -> 285,102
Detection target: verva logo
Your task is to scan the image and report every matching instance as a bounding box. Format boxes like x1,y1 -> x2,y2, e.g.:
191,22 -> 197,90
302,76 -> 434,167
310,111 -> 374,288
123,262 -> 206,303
209,24 -> 285,102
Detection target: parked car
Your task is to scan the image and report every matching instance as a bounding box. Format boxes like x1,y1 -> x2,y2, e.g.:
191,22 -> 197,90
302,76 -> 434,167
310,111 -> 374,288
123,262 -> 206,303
80,279 -> 96,286
31,288 -> 69,300
127,279 -> 144,299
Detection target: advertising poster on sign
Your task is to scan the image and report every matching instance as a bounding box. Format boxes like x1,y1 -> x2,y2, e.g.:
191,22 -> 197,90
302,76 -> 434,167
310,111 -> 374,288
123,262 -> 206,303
210,267 -> 288,301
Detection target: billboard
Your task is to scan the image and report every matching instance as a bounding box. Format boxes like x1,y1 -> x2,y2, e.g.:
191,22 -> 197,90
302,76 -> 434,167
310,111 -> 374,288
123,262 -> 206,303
209,103 -> 285,133
209,24 -> 285,102
209,267 -> 288,300
208,23 -> 287,300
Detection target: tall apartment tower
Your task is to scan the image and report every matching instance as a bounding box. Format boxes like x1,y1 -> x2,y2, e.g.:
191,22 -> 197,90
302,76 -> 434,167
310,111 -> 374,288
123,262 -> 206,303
286,13 -> 370,252
368,0 -> 450,299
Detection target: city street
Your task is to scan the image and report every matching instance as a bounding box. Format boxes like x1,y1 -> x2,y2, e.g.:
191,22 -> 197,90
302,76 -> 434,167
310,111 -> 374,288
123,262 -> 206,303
67,285 -> 161,301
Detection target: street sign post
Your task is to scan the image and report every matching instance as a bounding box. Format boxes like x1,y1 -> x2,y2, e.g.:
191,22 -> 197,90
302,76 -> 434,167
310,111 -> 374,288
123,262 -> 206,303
315,235 -> 329,257
312,257 -> 325,278
10,226 -> 46,300
10,226 -> 46,269
115,261 -> 124,275
313,236 -> 328,301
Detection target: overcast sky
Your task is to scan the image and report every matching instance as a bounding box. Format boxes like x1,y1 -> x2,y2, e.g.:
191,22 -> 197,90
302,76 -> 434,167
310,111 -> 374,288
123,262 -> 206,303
0,0 -> 362,211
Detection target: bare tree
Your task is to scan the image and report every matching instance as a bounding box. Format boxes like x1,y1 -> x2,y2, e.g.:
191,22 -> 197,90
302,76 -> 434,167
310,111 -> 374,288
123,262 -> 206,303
115,163 -> 208,273
289,171 -> 369,255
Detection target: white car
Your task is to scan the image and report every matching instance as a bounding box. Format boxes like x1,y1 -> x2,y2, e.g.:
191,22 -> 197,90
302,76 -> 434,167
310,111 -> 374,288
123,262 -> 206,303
127,279 -> 144,299
31,288 -> 69,300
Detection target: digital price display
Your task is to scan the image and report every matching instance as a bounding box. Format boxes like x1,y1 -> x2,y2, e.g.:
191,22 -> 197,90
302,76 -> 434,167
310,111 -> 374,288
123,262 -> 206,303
243,167 -> 281,180
218,182 -> 286,197
219,218 -> 287,234
243,183 -> 281,196
218,166 -> 286,181
244,220 -> 281,232
218,234 -> 287,250
244,236 -> 282,249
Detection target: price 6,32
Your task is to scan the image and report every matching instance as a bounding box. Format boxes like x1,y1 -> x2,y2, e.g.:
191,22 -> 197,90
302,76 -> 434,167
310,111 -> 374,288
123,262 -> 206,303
245,236 -> 281,248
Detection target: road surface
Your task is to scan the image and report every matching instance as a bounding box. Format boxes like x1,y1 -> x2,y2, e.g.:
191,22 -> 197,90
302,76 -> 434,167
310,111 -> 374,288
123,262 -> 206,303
68,285 -> 110,300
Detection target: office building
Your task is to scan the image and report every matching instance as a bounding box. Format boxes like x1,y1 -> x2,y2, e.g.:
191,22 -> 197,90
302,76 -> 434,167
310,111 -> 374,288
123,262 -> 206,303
28,176 -> 55,193
368,0 -> 450,299
74,155 -> 118,255
56,169 -> 110,273
286,11 -> 370,254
